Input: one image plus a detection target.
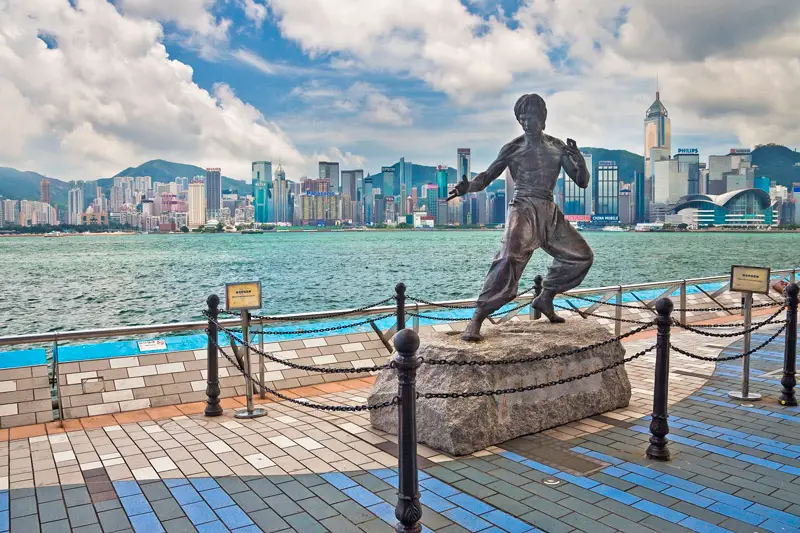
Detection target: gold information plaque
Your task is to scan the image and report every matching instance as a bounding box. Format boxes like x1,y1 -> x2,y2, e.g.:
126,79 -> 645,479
730,265 -> 771,294
225,281 -> 263,311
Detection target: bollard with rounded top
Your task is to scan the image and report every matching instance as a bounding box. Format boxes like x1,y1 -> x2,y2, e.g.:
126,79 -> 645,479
396,283 -> 407,331
205,295 -> 223,417
393,328 -> 422,533
532,275 -> 543,320
780,283 -> 798,406
647,297 -> 673,461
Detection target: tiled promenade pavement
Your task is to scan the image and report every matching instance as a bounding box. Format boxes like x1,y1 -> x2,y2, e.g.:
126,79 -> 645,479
0,317 -> 798,532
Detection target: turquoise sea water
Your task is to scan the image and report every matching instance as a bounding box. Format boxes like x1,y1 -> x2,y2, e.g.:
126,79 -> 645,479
0,230 -> 798,337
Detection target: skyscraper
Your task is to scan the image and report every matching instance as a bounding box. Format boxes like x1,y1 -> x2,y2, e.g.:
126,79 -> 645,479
363,176 -> 374,225
319,161 -> 340,192
205,168 -> 221,219
68,187 -> 84,225
436,166 -> 448,199
644,91 -> 670,213
582,152 -> 593,215
676,150 -> 700,195
562,168 -> 585,216
273,164 -> 288,223
40,179 -> 50,204
595,161 -> 619,218
381,167 -> 395,197
188,181 -> 206,228
457,149 -> 471,182
633,171 -> 647,222
251,161 -> 272,195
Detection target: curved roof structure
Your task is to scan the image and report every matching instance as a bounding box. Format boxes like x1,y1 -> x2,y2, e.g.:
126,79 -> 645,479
674,188 -> 771,212
645,91 -> 668,119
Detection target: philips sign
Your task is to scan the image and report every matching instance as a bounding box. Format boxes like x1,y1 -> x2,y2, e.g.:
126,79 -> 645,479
677,148 -> 698,154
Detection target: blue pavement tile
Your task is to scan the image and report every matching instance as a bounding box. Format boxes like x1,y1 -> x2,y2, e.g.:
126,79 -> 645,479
113,481 -> 143,497
698,488 -> 750,509
554,472 -> 598,489
577,450 -> 623,466
737,454 -> 784,470
621,473 -> 669,492
384,476 -> 399,489
0,493 -> 7,512
708,502 -> 764,526
442,506 -> 492,532
760,518 -> 800,533
367,501 -> 396,524
520,459 -> 559,475
618,462 -> 660,479
757,444 -> 799,458
420,491 -> 456,513
343,485 -> 383,508
190,478 -> 220,492
482,509 -> 533,533
129,512 -> 165,533
200,488 -> 235,510
663,487 -> 714,508
632,500 -> 687,523
656,474 -> 706,493
196,520 -> 229,533
370,468 -> 396,479
183,501 -> 217,526
499,451 -> 528,463
697,443 -> 739,458
419,477 -> 459,498
590,484 -> 640,505
0,510 -> 7,533
320,472 -> 357,490
170,484 -> 203,505
232,526 -> 261,533
678,516 -> 736,533
120,494 -> 153,517
746,503 -> 800,528
779,464 -> 800,476
164,479 -> 189,488
216,505 -> 253,529
601,466 -> 628,478
448,493 -> 493,516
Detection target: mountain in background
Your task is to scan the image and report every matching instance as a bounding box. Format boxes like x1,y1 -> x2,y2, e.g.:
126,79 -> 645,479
580,148 -> 644,183
0,167 -> 70,206
105,159 -> 246,193
752,144 -> 800,187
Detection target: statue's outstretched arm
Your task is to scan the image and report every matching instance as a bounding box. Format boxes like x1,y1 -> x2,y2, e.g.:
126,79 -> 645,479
467,142 -> 514,193
561,141 -> 589,189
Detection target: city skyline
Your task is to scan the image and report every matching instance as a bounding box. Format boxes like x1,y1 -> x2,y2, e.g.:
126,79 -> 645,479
1,2 -> 799,183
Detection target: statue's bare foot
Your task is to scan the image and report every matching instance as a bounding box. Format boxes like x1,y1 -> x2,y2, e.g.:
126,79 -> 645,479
532,295 -> 566,324
461,319 -> 484,342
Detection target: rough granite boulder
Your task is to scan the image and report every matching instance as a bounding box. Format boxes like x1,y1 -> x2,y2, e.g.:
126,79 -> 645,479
369,319 -> 631,456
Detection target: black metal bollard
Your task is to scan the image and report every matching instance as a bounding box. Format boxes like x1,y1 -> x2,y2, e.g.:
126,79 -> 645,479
647,297 -> 673,461
532,275 -> 543,320
205,295 -> 223,417
396,283 -> 407,331
393,329 -> 422,533
780,283 -> 798,406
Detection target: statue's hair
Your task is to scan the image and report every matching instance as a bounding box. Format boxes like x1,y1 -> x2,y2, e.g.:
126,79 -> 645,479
514,94 -> 547,122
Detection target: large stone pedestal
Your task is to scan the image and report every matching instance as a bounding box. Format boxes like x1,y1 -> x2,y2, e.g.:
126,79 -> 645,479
369,319 -> 631,455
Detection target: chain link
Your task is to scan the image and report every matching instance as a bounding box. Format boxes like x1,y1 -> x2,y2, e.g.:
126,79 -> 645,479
552,303 -> 656,324
418,344 -> 656,399
205,310 -> 395,335
208,317 -> 391,374
670,323 -> 787,362
218,296 -> 396,321
209,336 -> 398,411
406,283 -> 537,311
408,300 -> 531,323
422,321 -> 654,367
568,293 -> 780,313
670,306 -> 786,338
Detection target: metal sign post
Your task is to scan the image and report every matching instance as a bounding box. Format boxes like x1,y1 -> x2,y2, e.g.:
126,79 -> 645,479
226,281 -> 267,419
728,266 -> 770,402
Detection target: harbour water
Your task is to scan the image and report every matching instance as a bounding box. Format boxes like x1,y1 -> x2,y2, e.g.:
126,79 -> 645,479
1,231 -> 797,336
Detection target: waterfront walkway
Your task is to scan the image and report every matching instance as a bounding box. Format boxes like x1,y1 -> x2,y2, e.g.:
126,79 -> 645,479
0,317 -> 798,532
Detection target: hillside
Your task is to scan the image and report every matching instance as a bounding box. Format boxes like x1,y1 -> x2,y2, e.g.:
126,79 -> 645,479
752,144 -> 800,187
580,148 -> 644,183
0,167 -> 70,206
105,159 -> 246,193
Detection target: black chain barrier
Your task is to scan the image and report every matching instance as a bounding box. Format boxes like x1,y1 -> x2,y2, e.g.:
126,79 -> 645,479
418,344 -> 657,399
568,293 -> 779,313
205,310 -> 395,336
406,283 -> 537,311
552,303 -> 656,324
670,306 -> 786,338
208,317 -> 391,374
407,299 -> 531,322
670,323 -> 787,362
218,296 -> 396,321
209,336 -> 398,412
422,321 -> 655,366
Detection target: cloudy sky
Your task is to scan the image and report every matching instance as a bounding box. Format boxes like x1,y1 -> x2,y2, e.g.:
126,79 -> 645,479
1,0 -> 799,182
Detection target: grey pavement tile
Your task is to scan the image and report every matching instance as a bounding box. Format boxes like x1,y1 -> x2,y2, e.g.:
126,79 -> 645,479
319,515 -> 362,533
10,489 -> 35,501
294,473 -> 327,488
520,482 -> 567,503
556,484 -> 604,503
309,483 -> 349,505
485,493 -> 534,517
38,500 -> 67,523
358,518 -> 395,533
670,501 -> 726,525
10,514 -> 41,533
265,493 -> 303,516
10,496 -> 38,518
151,498 -> 185,522
450,478 -> 497,499
93,498 -> 122,512
423,466 -> 464,484
562,511 -> 617,533
518,509 -> 574,533
217,476 -> 250,494
140,481 -> 172,502
40,520 -> 70,533
250,508 -> 290,533
734,488 -> 793,510
433,525 -> 471,533
558,496 -> 609,520
67,503 -> 98,528
97,508 -> 131,533
486,467 -> 531,486
485,480 -> 532,501
628,486 -> 679,507
519,494 -> 569,518
284,511 -> 327,533
350,473 -> 393,494
35,487 -> 63,504
458,467 -> 500,485
278,480 -> 316,501
162,517 -> 198,533
595,498 -> 650,522
72,524 -> 102,533
486,457 -> 532,476
246,478 -> 282,498
332,500 -> 376,525
718,518 -> 773,533
599,512 -> 657,533
723,475 -> 776,495
418,507 -> 453,531
591,472 -> 636,491
297,496 -> 338,521
63,487 -> 91,508
231,490 -> 270,512
640,515 -> 694,533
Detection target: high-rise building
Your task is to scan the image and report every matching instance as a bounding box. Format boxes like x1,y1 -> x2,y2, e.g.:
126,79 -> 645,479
205,168 -> 221,219
633,171 -> 647,223
251,161 -> 272,195
319,161 -> 340,193
491,190 -> 506,224
273,164 -> 288,223
40,179 -> 50,204
595,161 -> 619,218
381,167 -> 395,197
618,185 -> 633,225
436,166 -> 448,199
457,148 -> 471,182
188,181 -> 206,228
363,176 -> 374,225
2,199 -> 18,225
68,187 -> 84,225
373,194 -> 385,225
425,185 -> 439,219
562,168 -> 585,216
654,159 -> 688,204
644,91 -> 671,180
582,153 -> 593,215
675,150 -> 700,195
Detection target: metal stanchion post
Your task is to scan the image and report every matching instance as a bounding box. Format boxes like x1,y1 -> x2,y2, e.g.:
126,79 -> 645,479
396,283 -> 406,330
235,310 -> 267,419
393,329 -> 422,533
531,275 -> 543,320
412,303 -> 419,333
780,283 -> 798,406
679,280 -> 687,325
205,295 -> 223,416
53,335 -> 64,423
615,286 -> 623,337
259,318 -> 266,400
647,297 -> 673,461
729,292 -> 761,401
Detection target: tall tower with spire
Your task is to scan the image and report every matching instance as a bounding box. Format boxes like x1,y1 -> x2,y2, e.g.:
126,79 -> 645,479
644,90 -> 671,178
